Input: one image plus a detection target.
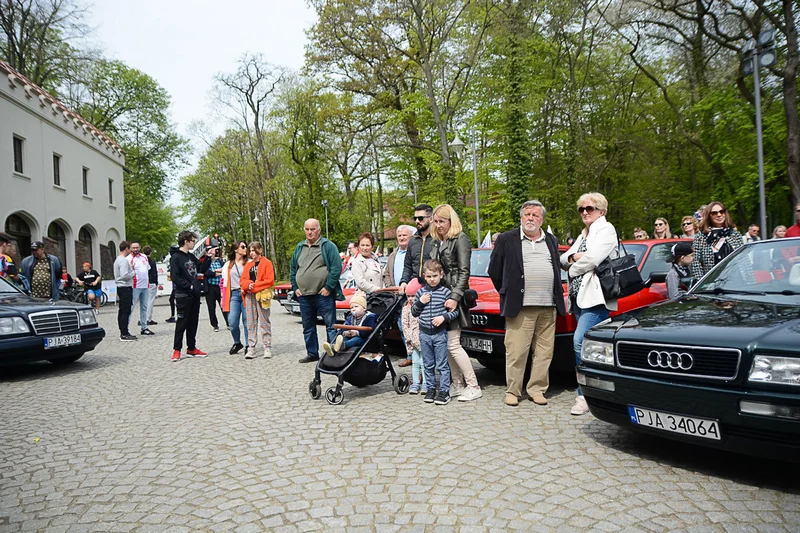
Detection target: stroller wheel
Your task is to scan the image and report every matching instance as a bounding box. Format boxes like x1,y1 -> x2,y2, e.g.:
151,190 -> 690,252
309,380 -> 322,400
393,374 -> 410,394
325,387 -> 344,405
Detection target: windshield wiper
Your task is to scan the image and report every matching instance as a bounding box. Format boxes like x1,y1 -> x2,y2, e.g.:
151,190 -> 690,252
693,287 -> 766,296
760,290 -> 800,296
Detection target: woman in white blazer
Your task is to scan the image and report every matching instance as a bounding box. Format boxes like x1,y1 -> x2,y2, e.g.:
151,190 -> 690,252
560,192 -> 619,416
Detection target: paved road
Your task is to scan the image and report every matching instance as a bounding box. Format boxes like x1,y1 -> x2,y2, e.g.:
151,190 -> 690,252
2,299 -> 799,532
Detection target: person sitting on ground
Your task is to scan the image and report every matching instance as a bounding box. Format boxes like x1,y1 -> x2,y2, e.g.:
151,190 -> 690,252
322,293 -> 376,357
666,242 -> 694,300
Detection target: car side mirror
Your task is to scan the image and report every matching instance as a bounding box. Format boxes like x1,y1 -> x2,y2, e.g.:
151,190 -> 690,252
645,271 -> 668,287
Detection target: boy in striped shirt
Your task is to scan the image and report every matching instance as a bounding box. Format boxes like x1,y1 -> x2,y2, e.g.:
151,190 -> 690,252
412,259 -> 459,405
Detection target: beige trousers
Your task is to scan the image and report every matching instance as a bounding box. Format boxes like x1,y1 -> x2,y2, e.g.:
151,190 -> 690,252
447,328 -> 479,389
504,306 -> 556,397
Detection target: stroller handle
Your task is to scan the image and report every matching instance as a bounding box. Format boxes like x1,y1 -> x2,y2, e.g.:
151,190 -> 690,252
334,324 -> 373,332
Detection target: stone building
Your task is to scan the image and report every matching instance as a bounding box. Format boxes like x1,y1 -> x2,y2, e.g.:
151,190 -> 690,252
1,60 -> 126,279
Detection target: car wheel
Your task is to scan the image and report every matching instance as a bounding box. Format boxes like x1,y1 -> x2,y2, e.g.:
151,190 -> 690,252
47,354 -> 83,365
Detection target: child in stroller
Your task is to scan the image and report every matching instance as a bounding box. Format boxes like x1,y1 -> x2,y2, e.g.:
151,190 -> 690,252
309,290 -> 410,404
322,293 -> 376,357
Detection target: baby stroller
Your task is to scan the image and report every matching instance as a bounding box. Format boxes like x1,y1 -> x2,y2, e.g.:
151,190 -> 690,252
308,291 -> 410,405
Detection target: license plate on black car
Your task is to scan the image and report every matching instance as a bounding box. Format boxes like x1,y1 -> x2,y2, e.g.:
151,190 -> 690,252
44,334 -> 81,350
461,335 -> 492,353
628,406 -> 721,440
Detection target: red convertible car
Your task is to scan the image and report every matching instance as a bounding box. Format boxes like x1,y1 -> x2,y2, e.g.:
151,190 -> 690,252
461,239 -> 681,371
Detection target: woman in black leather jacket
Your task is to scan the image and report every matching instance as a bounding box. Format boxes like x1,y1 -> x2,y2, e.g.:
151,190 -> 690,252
430,204 -> 482,402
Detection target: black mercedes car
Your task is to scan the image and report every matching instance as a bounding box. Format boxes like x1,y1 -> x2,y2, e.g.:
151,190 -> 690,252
0,276 -> 105,365
577,237 -> 800,460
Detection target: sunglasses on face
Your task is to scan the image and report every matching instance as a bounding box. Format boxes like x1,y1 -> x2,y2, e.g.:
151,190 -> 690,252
682,222 -> 693,226
414,216 -> 429,221
239,245 -> 247,249
710,209 -> 726,216
655,223 -> 665,227
577,206 -> 597,214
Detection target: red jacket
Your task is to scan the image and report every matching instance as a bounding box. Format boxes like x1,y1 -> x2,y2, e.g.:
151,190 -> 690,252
240,257 -> 275,302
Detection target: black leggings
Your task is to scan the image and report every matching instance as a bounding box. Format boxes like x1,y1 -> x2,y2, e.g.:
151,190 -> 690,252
205,284 -> 222,328
169,288 -> 175,316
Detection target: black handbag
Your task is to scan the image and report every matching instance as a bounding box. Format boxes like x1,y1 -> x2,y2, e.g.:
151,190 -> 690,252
595,239 -> 644,299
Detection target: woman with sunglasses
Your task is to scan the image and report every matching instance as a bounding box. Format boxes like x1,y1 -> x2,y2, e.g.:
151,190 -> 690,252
691,201 -> 744,278
560,192 -> 619,416
221,240 -> 249,355
240,242 -> 276,359
653,218 -> 674,239
680,216 -> 698,239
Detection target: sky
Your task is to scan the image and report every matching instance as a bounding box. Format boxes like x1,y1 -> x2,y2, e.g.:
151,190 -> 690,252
87,0 -> 317,194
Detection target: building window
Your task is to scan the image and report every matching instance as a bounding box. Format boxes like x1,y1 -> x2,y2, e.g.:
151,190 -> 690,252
108,179 -> 114,205
53,154 -> 62,186
82,167 -> 89,195
13,135 -> 24,174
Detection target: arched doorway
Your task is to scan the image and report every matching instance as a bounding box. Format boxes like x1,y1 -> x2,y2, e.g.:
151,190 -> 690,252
77,226 -> 94,267
4,213 -> 32,264
47,221 -> 67,266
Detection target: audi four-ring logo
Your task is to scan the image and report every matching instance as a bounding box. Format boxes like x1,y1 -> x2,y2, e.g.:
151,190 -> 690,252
472,314 -> 488,326
647,350 -> 694,370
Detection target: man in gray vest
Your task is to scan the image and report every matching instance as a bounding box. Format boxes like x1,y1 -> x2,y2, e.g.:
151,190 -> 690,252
488,201 -> 566,407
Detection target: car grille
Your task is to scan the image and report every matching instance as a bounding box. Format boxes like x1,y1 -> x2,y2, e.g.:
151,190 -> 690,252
28,310 -> 80,335
616,341 -> 741,380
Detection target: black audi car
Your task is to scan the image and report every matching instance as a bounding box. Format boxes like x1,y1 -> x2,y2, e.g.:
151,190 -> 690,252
577,237 -> 800,460
0,276 -> 105,365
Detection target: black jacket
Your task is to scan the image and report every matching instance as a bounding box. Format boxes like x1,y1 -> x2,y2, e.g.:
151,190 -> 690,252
169,250 -> 200,296
487,228 -> 567,319
147,256 -> 158,285
400,232 -> 438,285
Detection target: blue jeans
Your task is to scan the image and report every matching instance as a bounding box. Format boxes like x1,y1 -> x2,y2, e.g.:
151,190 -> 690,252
573,303 -> 610,396
298,293 -> 337,358
227,290 -> 248,345
132,287 -> 149,330
344,336 -> 365,350
420,330 -> 449,392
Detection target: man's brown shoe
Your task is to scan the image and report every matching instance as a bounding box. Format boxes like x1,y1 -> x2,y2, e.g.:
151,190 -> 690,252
504,393 -> 519,407
398,359 -> 412,367
530,392 -> 548,405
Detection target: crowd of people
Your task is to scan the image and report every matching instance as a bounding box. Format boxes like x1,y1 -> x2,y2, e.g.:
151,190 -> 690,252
2,199 -> 799,412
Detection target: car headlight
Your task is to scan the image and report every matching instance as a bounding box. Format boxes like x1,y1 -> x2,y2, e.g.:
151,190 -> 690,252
79,309 -> 98,327
749,355 -> 800,386
0,317 -> 31,335
581,339 -> 615,366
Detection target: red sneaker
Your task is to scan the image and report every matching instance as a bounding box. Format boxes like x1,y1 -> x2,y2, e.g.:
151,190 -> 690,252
171,350 -> 181,362
185,348 -> 208,358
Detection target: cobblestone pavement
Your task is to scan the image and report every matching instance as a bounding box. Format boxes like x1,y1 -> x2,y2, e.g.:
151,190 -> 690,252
2,299 -> 799,533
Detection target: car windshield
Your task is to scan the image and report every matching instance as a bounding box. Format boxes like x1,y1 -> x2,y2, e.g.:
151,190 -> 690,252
620,243 -> 647,267
692,238 -> 800,302
0,276 -> 22,294
470,247 -> 569,283
471,249 -> 491,277
639,242 -> 677,281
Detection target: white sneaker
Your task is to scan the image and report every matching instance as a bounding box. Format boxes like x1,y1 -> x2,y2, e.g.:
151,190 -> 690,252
571,395 -> 590,416
457,386 -> 483,402
450,385 -> 464,397
263,349 -> 272,359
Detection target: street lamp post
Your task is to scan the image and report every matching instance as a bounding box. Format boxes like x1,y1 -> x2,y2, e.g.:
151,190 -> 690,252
449,128 -> 481,246
742,30 -> 777,240
321,200 -> 329,239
